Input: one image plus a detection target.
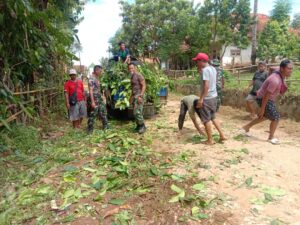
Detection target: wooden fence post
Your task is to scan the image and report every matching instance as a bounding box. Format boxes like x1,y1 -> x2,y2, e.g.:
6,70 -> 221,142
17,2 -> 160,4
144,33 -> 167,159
238,69 -> 241,85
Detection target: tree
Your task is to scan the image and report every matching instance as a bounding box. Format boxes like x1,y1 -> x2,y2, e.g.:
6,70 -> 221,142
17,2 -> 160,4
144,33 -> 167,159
257,20 -> 289,62
270,0 -> 292,23
112,0 -> 251,68
291,13 -> 300,29
251,0 -> 258,65
200,0 -> 251,59
114,0 -> 201,69
0,0 -> 85,123
0,0 -> 84,90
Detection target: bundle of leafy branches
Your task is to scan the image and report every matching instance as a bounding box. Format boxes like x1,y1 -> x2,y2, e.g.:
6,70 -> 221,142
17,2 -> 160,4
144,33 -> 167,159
101,62 -> 169,110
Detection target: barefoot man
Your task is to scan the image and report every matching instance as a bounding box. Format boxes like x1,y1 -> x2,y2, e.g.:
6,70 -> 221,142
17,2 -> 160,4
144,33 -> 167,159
192,53 -> 226,145
178,95 -> 205,136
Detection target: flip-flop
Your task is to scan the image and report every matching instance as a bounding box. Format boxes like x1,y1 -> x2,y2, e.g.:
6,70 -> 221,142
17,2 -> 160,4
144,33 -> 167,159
268,138 -> 280,145
239,129 -> 251,137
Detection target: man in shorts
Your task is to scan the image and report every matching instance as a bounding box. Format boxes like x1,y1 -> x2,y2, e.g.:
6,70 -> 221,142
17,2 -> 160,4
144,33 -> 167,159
192,53 -> 226,145
64,69 -> 87,129
246,61 -> 268,119
178,95 -> 205,136
242,59 -> 293,145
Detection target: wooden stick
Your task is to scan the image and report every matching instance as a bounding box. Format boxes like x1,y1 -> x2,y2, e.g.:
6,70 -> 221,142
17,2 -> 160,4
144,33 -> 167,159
0,110 -> 24,127
13,87 -> 57,96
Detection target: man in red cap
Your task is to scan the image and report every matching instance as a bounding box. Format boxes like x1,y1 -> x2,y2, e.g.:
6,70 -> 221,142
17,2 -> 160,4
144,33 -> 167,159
192,52 -> 226,144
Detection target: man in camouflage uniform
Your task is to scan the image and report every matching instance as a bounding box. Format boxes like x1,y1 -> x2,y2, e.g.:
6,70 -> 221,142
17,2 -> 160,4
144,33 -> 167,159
87,65 -> 108,134
128,63 -> 146,134
211,59 -> 225,112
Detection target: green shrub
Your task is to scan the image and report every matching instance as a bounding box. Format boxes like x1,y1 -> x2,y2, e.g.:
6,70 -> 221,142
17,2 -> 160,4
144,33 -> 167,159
0,125 -> 40,154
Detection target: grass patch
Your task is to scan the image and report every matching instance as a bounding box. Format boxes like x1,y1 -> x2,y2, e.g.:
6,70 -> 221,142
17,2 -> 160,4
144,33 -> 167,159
173,68 -> 300,95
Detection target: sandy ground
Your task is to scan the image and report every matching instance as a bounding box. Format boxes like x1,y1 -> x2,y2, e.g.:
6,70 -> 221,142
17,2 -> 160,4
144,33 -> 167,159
145,93 -> 300,225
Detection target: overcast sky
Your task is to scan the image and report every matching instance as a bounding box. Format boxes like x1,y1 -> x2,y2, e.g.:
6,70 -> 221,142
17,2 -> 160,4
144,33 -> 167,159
75,0 -> 300,67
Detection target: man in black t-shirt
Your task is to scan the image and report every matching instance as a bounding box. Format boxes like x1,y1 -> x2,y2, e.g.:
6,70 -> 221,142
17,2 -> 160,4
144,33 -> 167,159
245,61 -> 267,119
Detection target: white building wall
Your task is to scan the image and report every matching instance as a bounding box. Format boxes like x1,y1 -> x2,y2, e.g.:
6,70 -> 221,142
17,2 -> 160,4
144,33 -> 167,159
221,45 -> 252,67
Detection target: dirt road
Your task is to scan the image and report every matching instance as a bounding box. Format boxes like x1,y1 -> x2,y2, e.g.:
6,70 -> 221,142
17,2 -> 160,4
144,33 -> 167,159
8,93 -> 300,225
146,93 -> 300,225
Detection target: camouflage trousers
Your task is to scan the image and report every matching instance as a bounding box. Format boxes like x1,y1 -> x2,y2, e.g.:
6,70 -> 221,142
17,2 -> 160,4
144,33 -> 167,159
133,98 -> 144,125
87,96 -> 108,130
216,85 -> 222,112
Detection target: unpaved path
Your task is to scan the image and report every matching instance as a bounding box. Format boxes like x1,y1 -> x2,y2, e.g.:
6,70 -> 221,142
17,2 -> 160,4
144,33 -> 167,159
10,93 -> 300,225
146,93 -> 300,225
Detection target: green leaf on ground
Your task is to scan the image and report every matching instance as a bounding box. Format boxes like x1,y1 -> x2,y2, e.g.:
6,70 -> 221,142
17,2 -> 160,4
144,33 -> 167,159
262,186 -> 286,197
264,193 -> 274,202
171,184 -> 184,193
61,214 -> 75,223
270,219 -> 286,225
109,198 -> 125,205
108,143 -> 117,151
93,189 -> 107,201
63,173 -> 76,183
150,165 -> 159,176
64,165 -> 78,172
171,174 -> 185,182
245,177 -> 253,187
191,206 -> 209,220
169,184 -> 185,203
233,134 -> 247,142
82,167 -> 98,173
192,182 -> 205,191
241,148 -> 249,154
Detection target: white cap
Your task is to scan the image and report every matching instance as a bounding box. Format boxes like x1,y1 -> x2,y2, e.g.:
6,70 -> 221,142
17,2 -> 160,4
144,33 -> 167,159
69,69 -> 77,75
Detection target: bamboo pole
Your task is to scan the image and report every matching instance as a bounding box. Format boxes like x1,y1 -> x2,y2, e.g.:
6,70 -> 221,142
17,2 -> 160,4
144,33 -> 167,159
0,110 -> 24,127
13,87 -> 57,96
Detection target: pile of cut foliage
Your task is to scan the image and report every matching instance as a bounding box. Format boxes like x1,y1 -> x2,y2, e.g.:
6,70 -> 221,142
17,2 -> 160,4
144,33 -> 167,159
101,62 -> 169,110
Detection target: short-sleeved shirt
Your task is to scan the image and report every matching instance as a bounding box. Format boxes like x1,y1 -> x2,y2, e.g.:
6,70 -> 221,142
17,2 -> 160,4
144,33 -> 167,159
117,48 -> 130,61
200,65 -> 218,99
131,73 -> 145,97
64,79 -> 85,101
257,73 -> 283,101
215,67 -> 225,88
88,76 -> 101,96
182,95 -> 199,118
250,71 -> 268,95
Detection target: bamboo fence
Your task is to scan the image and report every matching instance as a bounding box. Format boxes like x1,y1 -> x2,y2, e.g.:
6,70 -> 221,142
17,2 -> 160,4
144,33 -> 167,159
0,87 -> 60,128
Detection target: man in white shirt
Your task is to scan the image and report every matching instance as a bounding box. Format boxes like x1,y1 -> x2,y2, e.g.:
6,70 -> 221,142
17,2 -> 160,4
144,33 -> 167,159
192,52 -> 226,145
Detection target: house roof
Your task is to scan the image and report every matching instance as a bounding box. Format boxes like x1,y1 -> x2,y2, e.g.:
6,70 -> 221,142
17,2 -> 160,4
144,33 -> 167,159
256,13 -> 269,33
248,13 -> 269,38
250,14 -> 300,37
289,28 -> 300,36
